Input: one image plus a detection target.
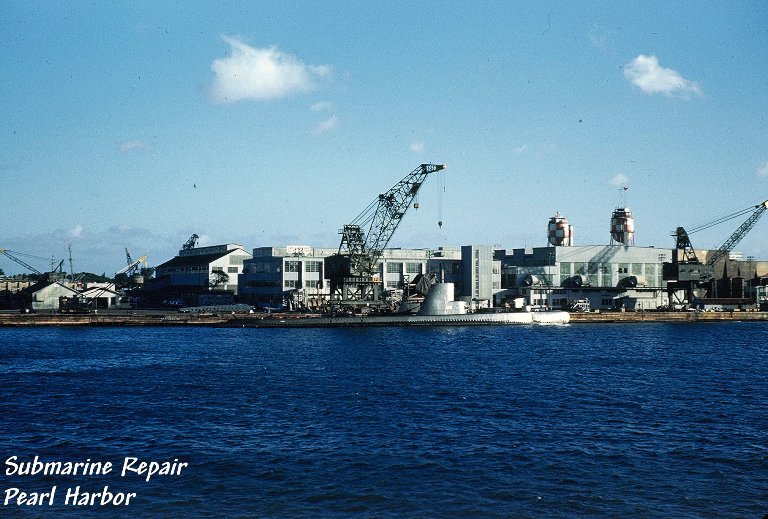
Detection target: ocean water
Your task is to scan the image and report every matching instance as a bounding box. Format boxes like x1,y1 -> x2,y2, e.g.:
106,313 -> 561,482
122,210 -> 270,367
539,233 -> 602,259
0,322 -> 766,518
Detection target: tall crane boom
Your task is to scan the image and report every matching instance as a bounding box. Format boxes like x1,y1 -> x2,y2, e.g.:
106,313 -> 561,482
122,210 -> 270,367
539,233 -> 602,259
0,248 -> 46,277
664,199 -> 768,307
329,163 -> 446,308
0,247 -> 84,309
340,163 -> 446,276
706,200 -> 768,266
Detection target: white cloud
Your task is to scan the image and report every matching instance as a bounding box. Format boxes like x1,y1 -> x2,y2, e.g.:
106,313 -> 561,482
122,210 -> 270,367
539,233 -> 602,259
624,55 -> 702,98
410,141 -> 425,153
310,101 -> 333,111
608,173 -> 629,187
758,162 -> 768,177
588,25 -> 609,50
120,140 -> 145,153
314,116 -> 337,134
69,224 -> 84,238
209,36 -> 330,103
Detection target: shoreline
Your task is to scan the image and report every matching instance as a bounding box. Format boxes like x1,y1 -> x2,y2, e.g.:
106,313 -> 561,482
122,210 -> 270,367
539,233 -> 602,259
2,310 -> 768,327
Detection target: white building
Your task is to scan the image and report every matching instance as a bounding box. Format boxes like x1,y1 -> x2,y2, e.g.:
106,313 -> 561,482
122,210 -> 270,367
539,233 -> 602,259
500,244 -> 673,310
238,246 -> 463,309
152,243 -> 252,295
19,280 -> 81,311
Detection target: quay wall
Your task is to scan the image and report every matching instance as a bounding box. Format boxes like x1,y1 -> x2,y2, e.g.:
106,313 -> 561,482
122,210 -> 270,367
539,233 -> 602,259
568,310 -> 768,323
2,311 -> 768,327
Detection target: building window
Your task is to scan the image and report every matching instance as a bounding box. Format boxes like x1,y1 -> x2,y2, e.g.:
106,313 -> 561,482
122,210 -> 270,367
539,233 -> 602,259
646,263 -> 657,285
285,261 -> 300,273
560,262 -> 571,277
586,263 -> 599,286
305,261 -> 322,273
227,267 -> 238,274
251,262 -> 271,274
387,262 -> 401,274
305,280 -> 319,288
284,279 -> 299,289
406,262 -> 421,274
386,280 -> 400,288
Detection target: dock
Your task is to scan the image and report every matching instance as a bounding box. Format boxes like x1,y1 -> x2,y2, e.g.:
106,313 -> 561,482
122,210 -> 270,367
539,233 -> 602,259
2,310 -> 768,327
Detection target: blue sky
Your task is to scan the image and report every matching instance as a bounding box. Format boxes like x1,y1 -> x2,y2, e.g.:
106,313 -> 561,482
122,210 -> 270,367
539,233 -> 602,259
1,1 -> 767,275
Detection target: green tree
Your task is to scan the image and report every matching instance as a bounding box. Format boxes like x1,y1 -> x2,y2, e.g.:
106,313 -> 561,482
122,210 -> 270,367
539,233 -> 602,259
209,271 -> 229,289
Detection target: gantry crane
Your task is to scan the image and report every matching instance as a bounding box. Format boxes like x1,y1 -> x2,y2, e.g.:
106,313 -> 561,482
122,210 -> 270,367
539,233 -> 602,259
326,163 -> 446,309
663,199 -> 768,306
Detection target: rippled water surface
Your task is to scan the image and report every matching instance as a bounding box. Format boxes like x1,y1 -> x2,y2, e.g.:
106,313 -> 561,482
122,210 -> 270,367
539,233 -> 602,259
1,323 -> 766,517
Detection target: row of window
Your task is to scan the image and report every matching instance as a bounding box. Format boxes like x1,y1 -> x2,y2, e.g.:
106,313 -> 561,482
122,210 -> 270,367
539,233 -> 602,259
561,262 -> 658,276
285,280 -> 322,289
161,266 -> 239,274
386,262 -> 423,274
284,260 -> 323,273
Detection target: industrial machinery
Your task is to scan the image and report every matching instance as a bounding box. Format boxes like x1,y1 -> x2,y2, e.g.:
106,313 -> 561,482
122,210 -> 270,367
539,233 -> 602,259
663,199 -> 768,306
182,234 -> 199,250
115,248 -> 149,289
0,248 -> 92,312
326,163 -> 446,310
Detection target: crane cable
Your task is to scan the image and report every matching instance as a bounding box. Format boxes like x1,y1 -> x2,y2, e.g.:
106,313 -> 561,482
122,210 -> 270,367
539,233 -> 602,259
685,204 -> 760,234
437,167 -> 445,229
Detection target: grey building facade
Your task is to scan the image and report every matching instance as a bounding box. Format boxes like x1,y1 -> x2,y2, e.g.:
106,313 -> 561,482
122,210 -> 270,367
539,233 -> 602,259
500,244 -> 673,310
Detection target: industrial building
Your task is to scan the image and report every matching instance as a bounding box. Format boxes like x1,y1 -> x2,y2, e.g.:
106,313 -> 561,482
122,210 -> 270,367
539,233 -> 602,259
462,245 -> 502,309
500,243 -> 671,310
3,169 -> 766,314
238,245 -> 468,310
148,237 -> 252,305
498,206 -> 768,311
499,208 -> 671,311
17,280 -> 81,312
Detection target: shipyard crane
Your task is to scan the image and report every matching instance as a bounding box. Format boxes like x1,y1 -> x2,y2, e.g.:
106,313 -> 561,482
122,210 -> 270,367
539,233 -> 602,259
0,248 -> 89,311
663,199 -> 768,306
327,163 -> 446,308
115,249 -> 149,293
116,249 -> 148,277
182,234 -> 199,250
0,248 -> 48,278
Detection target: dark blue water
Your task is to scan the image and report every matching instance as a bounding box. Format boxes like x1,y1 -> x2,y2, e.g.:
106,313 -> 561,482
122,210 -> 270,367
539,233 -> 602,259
0,323 -> 766,517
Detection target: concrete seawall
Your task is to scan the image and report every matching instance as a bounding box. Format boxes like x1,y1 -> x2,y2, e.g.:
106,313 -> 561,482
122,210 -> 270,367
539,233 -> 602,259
568,311 -> 768,323
2,310 -> 768,327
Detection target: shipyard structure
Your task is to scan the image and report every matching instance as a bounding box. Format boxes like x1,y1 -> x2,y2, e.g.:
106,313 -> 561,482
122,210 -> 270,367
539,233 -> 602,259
3,159 -> 767,314
110,205 -> 764,313
4,204 -> 768,313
